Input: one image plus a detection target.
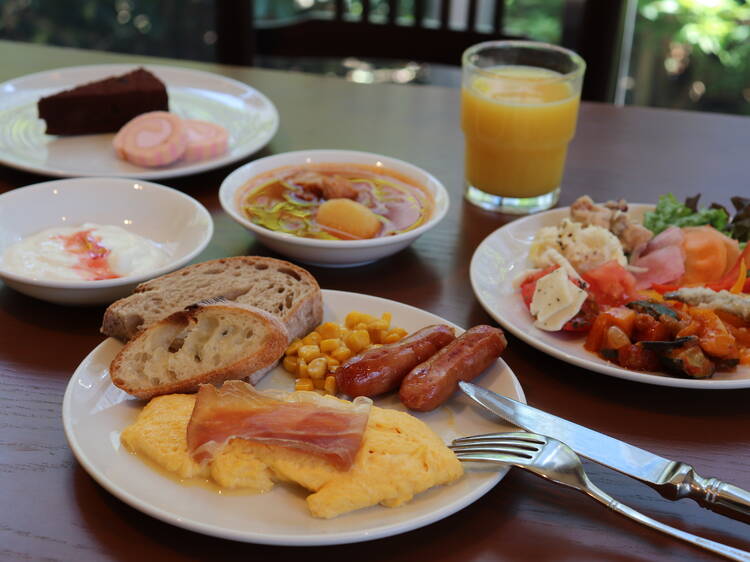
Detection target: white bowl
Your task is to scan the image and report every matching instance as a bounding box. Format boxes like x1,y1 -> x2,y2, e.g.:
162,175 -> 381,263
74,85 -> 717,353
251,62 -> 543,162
0,177 -> 213,305
219,150 -> 449,267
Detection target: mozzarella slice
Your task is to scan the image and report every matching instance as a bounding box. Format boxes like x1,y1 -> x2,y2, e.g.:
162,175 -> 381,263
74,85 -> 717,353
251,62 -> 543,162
529,267 -> 588,331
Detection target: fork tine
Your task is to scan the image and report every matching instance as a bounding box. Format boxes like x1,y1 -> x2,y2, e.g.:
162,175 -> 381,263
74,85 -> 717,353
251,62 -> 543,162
450,444 -> 537,458
453,451 -> 528,465
449,438 -> 541,453
452,431 -> 545,445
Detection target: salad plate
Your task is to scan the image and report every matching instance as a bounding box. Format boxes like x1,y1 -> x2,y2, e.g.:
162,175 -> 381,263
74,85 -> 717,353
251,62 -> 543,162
63,290 -> 525,545
470,204 -> 750,389
0,64 -> 279,179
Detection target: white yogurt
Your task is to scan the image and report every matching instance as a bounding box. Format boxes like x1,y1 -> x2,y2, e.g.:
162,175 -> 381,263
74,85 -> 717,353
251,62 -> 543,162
2,223 -> 170,281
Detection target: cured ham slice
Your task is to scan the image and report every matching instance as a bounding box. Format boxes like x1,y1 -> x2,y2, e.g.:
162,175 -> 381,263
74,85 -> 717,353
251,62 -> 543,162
113,111 -> 187,167
186,381 -> 371,470
183,119 -> 229,162
630,226 -> 686,289
632,249 -> 685,289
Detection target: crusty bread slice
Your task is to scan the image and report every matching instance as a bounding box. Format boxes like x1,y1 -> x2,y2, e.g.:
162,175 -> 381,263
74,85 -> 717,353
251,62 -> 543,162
101,256 -> 322,343
110,300 -> 288,399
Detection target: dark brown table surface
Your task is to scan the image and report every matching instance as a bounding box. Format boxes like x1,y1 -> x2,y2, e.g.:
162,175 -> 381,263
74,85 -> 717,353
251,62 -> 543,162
1,40 -> 749,562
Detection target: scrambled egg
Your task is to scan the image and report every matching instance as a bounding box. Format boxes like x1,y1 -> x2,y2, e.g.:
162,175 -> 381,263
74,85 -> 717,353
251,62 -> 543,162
120,393 -> 463,519
529,219 -> 626,274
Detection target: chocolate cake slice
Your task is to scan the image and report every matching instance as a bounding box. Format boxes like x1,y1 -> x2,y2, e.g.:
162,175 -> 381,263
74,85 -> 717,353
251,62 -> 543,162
37,67 -> 169,135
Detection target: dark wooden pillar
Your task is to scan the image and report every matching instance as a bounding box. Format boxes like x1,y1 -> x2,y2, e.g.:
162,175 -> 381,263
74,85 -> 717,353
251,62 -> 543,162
214,0 -> 255,65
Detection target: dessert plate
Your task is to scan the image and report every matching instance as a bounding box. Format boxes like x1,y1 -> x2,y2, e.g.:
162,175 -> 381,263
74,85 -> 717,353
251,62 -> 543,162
0,64 -> 279,179
62,290 -> 525,546
470,204 -> 750,389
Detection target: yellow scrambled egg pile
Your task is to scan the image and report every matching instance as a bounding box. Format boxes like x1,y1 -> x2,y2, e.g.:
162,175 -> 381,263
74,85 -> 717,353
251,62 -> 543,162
120,393 -> 463,519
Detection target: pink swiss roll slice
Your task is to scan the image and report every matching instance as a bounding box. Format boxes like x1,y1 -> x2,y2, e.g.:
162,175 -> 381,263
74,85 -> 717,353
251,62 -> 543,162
183,119 -> 229,162
113,111 -> 188,167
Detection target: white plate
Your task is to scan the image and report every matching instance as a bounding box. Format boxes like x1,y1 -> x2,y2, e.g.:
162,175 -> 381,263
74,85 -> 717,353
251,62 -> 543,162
0,64 -> 279,179
62,290 -> 525,545
470,205 -> 750,389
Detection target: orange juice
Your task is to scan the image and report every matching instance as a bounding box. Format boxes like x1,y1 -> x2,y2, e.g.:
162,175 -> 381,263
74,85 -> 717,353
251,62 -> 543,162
461,65 -> 581,199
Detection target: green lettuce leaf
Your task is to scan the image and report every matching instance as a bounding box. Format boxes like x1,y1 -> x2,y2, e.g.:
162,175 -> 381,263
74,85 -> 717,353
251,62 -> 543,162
644,194 -> 730,235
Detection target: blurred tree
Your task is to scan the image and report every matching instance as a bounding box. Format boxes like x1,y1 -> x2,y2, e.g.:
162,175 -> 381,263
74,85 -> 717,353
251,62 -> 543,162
629,0 -> 750,115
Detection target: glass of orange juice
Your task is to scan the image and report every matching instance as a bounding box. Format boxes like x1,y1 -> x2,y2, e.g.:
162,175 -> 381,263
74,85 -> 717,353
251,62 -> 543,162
461,41 -> 585,214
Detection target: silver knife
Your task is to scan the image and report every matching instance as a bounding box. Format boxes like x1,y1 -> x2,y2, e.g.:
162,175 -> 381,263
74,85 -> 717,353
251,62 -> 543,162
459,381 -> 750,524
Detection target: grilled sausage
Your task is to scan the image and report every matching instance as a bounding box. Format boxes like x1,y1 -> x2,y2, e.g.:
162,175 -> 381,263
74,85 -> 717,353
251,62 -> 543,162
335,324 -> 455,397
399,325 -> 507,411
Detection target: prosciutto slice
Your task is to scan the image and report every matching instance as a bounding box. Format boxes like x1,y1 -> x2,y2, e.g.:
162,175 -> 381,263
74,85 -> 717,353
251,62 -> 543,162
186,381 -> 371,470
631,227 -> 686,289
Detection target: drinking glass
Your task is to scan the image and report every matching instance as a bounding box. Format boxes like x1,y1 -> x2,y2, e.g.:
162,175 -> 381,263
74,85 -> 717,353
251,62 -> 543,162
461,41 -> 586,214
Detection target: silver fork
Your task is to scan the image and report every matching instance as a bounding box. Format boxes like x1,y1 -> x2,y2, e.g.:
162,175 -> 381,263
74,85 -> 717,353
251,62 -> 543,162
451,432 -> 750,562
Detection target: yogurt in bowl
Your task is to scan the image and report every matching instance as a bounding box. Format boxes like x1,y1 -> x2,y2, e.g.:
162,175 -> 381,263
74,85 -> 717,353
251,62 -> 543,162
4,223 -> 170,281
0,177 -> 213,305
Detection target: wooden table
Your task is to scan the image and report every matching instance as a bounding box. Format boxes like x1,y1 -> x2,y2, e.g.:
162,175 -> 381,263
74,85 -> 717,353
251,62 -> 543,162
1,41 -> 749,561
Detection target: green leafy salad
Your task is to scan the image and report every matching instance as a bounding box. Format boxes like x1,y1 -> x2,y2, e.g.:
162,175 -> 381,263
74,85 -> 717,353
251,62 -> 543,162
644,194 -> 750,242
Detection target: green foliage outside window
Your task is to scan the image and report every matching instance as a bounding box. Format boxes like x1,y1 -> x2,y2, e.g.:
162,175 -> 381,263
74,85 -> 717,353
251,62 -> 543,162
631,0 -> 750,115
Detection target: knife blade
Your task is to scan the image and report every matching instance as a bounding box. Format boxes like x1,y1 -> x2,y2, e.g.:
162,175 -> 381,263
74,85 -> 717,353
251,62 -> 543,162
459,381 -> 750,524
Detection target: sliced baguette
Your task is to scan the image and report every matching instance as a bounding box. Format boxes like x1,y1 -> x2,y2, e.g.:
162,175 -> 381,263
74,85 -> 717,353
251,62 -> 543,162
101,256 -> 322,343
110,300 -> 288,399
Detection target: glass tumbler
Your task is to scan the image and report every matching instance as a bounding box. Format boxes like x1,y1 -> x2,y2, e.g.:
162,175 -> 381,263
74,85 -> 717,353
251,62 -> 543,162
461,40 -> 586,214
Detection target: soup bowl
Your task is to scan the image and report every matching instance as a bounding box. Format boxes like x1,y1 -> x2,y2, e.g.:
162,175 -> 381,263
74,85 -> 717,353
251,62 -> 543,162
0,177 -> 213,305
219,150 -> 450,267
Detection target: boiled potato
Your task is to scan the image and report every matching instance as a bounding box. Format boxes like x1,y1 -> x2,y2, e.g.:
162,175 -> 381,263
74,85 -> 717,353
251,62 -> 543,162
316,198 -> 381,239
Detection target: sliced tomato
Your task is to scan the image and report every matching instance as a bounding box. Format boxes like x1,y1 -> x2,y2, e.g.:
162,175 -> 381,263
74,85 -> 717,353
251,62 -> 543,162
519,265 -> 559,307
581,260 -> 638,307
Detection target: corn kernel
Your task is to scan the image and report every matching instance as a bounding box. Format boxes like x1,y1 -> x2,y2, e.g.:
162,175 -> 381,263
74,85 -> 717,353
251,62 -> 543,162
383,327 -> 408,344
319,338 -> 341,353
282,355 -> 299,374
345,329 -> 371,353
316,322 -> 342,339
302,331 -> 322,345
344,312 -> 361,329
298,344 -> 322,362
297,358 -> 308,378
324,375 -> 337,395
295,378 -> 314,391
326,357 -> 340,370
285,339 -> 303,356
308,357 -> 328,379
371,328 -> 392,344
369,319 -> 388,332
345,311 -> 373,329
381,312 -> 392,325
332,346 -> 353,362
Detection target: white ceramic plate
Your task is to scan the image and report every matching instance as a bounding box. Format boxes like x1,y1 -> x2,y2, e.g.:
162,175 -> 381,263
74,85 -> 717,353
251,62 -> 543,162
470,204 -> 750,389
63,290 -> 525,545
0,64 -> 279,179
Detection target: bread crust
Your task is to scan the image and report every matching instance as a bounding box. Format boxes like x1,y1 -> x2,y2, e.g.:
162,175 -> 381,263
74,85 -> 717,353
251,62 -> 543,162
110,301 -> 288,399
101,256 -> 322,343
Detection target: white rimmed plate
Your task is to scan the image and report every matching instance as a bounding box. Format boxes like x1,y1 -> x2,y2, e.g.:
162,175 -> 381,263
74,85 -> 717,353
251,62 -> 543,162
0,64 -> 279,179
62,290 -> 525,545
470,204 -> 750,389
